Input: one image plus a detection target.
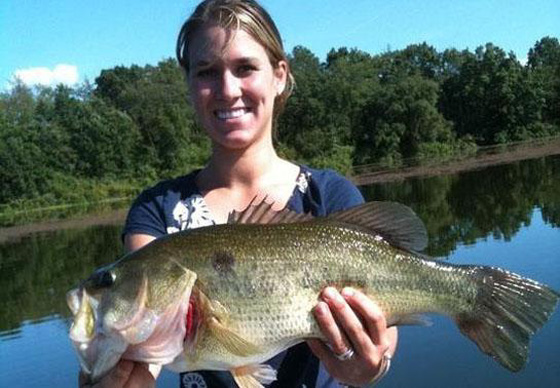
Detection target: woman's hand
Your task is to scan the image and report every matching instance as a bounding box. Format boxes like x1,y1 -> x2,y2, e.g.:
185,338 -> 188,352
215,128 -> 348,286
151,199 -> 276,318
79,360 -> 155,388
307,287 -> 398,386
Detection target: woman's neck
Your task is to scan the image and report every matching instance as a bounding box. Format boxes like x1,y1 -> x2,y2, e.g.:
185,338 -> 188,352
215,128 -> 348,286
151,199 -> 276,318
199,140 -> 283,191
196,140 -> 300,223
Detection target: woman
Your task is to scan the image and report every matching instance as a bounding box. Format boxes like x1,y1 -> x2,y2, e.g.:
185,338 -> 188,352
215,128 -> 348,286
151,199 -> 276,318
86,1 -> 397,387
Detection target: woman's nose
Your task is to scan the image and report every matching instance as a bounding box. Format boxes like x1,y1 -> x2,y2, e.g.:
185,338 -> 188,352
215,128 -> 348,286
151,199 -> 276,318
216,71 -> 241,100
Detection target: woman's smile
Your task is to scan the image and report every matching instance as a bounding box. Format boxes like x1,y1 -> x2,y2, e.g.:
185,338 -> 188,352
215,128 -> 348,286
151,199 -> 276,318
214,107 -> 252,121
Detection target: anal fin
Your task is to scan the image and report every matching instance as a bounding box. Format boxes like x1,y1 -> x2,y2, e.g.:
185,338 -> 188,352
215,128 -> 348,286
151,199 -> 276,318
231,364 -> 277,388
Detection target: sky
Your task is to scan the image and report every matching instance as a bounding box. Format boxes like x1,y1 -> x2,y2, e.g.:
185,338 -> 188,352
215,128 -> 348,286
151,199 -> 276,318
1,0 -> 559,90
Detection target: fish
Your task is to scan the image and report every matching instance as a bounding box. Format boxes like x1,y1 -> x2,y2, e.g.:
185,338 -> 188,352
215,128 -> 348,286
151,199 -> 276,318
67,201 -> 559,387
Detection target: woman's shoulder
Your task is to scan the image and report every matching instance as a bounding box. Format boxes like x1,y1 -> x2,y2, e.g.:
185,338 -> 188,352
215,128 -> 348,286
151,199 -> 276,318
123,170 -> 202,238
300,165 -> 354,187
137,170 -> 201,202
296,165 -> 364,214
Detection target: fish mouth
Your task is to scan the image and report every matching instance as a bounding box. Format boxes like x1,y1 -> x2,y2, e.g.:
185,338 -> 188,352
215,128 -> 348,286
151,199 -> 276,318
67,287 -> 129,381
67,284 -> 193,383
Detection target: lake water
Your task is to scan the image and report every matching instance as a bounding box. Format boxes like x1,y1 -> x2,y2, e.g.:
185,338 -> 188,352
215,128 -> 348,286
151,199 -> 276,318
1,155 -> 559,387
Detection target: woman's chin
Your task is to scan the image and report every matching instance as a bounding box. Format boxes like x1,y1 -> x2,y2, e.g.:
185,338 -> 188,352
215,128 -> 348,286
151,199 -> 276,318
210,129 -> 268,151
212,135 -> 255,151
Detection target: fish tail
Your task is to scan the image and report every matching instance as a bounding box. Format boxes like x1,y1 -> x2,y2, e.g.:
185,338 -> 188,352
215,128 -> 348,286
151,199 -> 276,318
456,266 -> 559,372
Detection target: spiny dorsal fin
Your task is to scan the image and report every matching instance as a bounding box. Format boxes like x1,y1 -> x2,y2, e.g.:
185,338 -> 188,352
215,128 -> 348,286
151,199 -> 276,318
227,196 -> 312,225
328,201 -> 428,252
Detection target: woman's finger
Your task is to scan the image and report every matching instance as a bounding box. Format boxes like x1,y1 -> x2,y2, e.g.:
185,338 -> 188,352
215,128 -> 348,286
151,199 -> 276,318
125,362 -> 155,388
79,360 -> 155,388
341,287 -> 390,354
312,299 -> 352,356
321,287 -> 375,357
100,360 -> 136,387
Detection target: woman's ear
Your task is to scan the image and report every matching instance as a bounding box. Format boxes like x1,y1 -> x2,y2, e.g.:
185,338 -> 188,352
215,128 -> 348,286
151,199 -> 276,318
274,60 -> 288,96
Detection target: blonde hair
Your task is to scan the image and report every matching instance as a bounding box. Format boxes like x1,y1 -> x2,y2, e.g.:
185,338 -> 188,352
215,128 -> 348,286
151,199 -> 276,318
176,0 -> 294,117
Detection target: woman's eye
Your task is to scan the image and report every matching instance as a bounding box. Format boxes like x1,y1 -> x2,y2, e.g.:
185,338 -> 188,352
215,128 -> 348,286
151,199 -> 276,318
238,65 -> 256,75
196,68 -> 217,78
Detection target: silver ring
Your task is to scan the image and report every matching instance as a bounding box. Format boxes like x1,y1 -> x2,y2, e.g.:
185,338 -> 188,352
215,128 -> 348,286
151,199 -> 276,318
334,347 -> 355,361
372,352 -> 392,383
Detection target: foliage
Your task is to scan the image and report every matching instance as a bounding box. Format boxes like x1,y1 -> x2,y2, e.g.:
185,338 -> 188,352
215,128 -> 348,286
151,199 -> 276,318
1,38 -> 559,221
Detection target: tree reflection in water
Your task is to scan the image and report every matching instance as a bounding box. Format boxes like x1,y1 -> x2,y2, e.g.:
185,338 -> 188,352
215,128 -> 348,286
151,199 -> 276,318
361,155 -> 560,257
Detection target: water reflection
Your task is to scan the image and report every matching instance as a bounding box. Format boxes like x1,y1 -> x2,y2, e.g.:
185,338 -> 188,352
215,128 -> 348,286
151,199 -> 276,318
361,155 -> 560,256
0,225 -> 123,332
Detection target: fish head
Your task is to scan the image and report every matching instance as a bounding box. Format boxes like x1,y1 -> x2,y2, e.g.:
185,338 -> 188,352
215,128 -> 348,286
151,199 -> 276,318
67,255 -> 197,382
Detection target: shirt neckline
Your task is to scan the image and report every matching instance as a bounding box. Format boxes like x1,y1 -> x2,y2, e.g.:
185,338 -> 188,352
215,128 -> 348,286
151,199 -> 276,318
186,165 -> 310,224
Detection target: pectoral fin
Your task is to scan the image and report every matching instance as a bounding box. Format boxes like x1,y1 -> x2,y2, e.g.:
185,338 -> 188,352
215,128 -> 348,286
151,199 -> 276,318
207,317 -> 262,357
231,364 -> 277,388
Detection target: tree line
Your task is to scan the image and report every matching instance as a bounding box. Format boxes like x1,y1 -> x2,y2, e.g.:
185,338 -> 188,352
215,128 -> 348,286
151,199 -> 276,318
1,37 -> 559,209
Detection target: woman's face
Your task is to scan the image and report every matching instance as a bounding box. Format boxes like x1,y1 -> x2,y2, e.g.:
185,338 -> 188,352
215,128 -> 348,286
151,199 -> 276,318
188,25 -> 287,151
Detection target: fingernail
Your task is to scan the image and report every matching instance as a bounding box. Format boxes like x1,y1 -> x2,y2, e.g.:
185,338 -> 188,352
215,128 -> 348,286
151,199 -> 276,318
323,287 -> 337,300
341,287 -> 355,297
315,302 -> 327,316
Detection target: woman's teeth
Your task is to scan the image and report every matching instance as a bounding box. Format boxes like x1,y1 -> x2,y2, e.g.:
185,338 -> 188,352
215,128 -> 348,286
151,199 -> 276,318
215,108 -> 249,120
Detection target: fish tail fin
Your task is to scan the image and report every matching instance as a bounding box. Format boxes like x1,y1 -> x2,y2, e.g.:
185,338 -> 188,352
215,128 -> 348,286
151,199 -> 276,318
456,266 -> 559,372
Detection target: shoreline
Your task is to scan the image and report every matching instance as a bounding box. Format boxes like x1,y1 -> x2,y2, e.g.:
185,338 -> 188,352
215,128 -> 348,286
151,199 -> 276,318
351,137 -> 560,185
1,138 -> 560,243
0,209 -> 128,244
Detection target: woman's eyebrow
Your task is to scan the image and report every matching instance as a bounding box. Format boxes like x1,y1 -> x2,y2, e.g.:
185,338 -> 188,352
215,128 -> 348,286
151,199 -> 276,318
235,56 -> 259,63
193,56 -> 260,69
192,59 -> 213,69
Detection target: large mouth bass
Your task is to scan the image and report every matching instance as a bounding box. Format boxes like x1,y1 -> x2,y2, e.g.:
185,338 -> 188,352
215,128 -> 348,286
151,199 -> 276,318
67,201 -> 559,387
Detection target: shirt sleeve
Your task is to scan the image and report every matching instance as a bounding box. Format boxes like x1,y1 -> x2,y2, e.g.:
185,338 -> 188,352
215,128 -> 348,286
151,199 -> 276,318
323,172 -> 364,214
122,187 -> 167,239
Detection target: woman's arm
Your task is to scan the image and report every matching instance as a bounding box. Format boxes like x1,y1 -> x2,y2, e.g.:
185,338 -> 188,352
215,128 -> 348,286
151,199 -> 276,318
124,233 -> 157,253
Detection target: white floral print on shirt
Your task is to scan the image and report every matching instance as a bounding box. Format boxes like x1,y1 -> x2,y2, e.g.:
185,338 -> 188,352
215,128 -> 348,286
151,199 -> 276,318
295,170 -> 311,193
166,194 -> 215,234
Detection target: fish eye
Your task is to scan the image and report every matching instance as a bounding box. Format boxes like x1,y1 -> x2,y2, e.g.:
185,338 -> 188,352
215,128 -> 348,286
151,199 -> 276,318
89,268 -> 116,289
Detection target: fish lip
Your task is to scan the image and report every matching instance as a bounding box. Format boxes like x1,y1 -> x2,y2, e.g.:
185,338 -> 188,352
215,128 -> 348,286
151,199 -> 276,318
67,287 -> 82,315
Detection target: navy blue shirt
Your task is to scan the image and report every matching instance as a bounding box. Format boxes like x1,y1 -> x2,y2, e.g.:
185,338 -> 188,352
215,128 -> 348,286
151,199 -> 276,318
123,165 -> 364,388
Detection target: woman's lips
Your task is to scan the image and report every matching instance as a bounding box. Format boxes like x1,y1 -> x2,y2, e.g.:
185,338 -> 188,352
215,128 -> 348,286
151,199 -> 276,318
214,107 -> 251,120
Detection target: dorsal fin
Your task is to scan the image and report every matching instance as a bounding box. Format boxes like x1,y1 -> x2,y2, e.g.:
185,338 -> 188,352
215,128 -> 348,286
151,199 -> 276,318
227,196 -> 313,225
328,202 -> 428,252
228,198 -> 428,252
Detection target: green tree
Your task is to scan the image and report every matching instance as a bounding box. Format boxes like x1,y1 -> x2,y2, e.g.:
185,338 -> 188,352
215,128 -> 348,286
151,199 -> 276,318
94,59 -> 209,176
440,43 -> 545,143
355,74 -> 454,165
528,37 -> 560,127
